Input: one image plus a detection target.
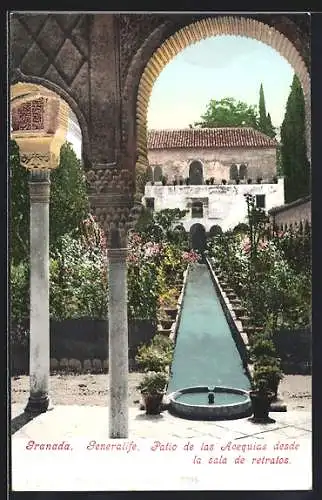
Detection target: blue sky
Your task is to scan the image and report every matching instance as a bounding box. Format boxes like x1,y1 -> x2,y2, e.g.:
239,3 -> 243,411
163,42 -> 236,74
147,35 -> 294,133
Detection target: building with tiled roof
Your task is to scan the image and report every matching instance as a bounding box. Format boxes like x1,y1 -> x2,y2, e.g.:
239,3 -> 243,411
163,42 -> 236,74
144,127 -> 284,235
147,127 -> 278,150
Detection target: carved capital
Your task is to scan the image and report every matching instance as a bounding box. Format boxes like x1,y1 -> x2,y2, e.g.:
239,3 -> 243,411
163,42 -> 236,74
20,152 -> 59,171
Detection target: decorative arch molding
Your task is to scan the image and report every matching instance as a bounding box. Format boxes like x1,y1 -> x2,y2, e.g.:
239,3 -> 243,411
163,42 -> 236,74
130,16 -> 310,169
10,72 -> 90,168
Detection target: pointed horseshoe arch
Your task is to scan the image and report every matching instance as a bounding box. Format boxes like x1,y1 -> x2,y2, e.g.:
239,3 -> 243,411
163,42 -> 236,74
132,16 -> 310,169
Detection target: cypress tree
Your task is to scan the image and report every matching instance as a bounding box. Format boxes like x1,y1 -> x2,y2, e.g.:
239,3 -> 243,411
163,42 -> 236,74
266,113 -> 276,138
259,83 -> 268,134
280,75 -> 310,203
50,142 -> 89,248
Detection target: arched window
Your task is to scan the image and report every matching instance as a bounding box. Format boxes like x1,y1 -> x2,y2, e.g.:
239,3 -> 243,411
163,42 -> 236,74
239,163 -> 247,180
189,161 -> 203,185
230,164 -> 238,180
209,225 -> 223,238
191,201 -> 203,218
189,223 -> 207,253
153,165 -> 162,182
146,165 -> 153,182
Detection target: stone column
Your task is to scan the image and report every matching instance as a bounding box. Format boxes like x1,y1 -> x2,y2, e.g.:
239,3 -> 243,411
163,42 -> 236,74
107,245 -> 129,438
24,169 -> 51,414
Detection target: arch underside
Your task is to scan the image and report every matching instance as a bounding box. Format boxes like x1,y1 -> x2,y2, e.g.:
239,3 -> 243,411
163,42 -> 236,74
136,16 -> 311,168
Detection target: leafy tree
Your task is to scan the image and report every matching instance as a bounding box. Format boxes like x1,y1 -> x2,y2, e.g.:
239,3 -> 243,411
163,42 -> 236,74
50,142 -> 89,249
280,75 -> 310,203
10,141 -> 90,261
10,140 -> 30,264
193,97 -> 259,129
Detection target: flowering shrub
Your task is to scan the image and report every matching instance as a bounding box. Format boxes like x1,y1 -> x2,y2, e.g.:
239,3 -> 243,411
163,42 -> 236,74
208,194 -> 311,330
50,224 -> 108,319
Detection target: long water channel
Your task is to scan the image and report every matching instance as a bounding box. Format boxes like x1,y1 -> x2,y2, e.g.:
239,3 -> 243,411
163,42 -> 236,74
167,263 -> 250,404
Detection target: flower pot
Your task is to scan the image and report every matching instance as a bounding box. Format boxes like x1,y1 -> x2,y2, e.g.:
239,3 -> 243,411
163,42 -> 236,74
161,319 -> 173,330
164,308 -> 178,320
234,307 -> 247,319
142,392 -> 164,415
249,391 -> 275,423
158,329 -> 171,337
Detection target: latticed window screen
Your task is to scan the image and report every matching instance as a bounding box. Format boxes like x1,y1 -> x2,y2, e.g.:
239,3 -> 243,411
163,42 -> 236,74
11,98 -> 45,131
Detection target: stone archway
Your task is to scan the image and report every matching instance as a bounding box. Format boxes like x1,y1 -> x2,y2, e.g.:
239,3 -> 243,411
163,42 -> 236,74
128,16 -> 310,170
190,223 -> 207,253
189,161 -> 204,185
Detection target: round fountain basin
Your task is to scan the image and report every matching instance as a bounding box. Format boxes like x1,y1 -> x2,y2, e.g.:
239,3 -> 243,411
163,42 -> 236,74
168,386 -> 252,420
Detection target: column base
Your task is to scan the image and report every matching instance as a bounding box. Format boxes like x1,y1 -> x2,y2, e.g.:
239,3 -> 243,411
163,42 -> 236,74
24,395 -> 53,415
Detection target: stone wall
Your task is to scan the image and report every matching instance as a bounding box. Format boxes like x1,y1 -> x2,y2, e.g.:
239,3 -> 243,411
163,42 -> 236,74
269,197 -> 311,228
11,318 -> 156,375
144,180 -> 284,232
147,147 -> 277,183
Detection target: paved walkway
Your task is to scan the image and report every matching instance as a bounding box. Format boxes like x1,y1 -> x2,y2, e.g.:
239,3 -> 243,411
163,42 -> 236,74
11,403 -> 312,491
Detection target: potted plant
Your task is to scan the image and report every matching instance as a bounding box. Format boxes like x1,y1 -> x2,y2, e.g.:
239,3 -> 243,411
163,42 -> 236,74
253,358 -> 284,400
249,376 -> 275,423
250,337 -> 277,361
135,344 -> 171,372
137,371 -> 168,415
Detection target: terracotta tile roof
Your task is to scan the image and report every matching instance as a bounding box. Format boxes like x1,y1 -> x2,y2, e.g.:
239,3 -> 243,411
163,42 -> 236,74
147,127 -> 278,149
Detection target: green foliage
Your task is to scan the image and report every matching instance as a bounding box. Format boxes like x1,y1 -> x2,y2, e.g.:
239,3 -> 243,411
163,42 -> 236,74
10,140 -> 30,264
50,142 -> 89,249
194,97 -> 259,129
136,371 -> 168,394
208,199 -> 311,330
50,228 -> 108,320
10,261 -> 29,322
135,334 -> 174,372
258,84 -> 276,138
135,207 -> 188,247
280,74 -> 310,203
250,337 -> 277,361
135,345 -> 171,372
10,140 -> 90,262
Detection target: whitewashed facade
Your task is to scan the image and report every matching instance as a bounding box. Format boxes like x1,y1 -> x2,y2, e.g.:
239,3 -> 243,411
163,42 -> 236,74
144,180 -> 284,232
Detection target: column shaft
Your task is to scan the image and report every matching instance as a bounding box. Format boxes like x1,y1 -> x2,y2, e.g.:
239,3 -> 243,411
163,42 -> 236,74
25,172 -> 51,413
107,247 -> 129,438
